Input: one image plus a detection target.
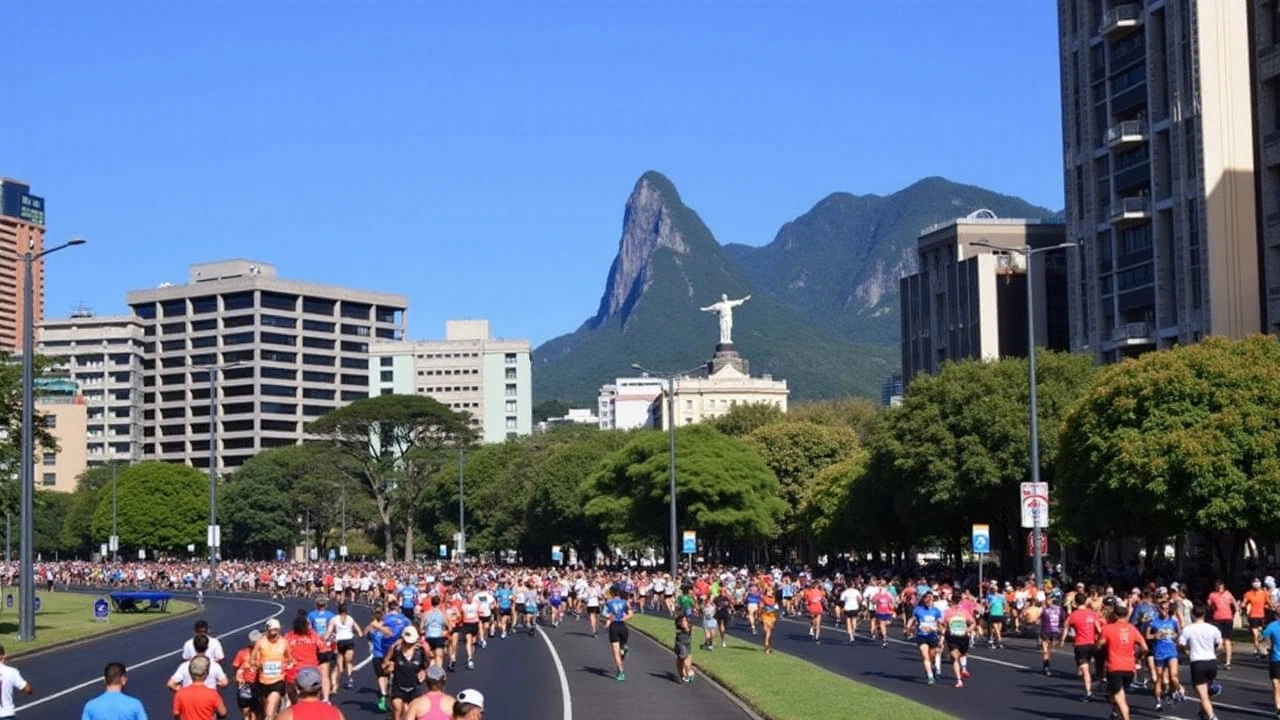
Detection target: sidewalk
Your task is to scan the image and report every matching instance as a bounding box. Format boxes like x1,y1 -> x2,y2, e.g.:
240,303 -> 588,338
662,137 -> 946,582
541,614 -> 754,720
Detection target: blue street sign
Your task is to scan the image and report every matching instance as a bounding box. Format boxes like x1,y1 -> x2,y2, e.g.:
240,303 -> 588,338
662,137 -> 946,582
328,548 -> 336,562
551,545 -> 563,563
971,524 -> 991,554
94,597 -> 109,621
681,530 -> 697,555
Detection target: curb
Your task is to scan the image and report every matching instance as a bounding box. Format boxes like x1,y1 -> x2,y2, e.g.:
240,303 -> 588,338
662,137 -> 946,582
6,590 -> 199,661
628,618 -> 770,720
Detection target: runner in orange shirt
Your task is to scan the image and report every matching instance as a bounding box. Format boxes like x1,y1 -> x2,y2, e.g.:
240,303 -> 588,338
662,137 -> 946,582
1244,577 -> 1272,660
803,581 -> 827,644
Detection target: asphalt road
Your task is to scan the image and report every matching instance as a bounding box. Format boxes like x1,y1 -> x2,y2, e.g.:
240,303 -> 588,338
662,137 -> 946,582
714,611 -> 1280,720
11,593 -> 752,720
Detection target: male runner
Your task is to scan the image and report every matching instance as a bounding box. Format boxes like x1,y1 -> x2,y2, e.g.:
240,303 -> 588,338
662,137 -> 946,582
1180,605 -> 1224,720
1098,600 -> 1147,720
1207,580 -> 1236,670
604,586 -> 633,681
307,597 -> 337,702
1038,592 -> 1064,675
1066,591 -> 1101,700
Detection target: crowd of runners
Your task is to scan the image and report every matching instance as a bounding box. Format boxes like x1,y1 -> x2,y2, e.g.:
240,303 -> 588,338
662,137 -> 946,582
22,558 -> 1280,720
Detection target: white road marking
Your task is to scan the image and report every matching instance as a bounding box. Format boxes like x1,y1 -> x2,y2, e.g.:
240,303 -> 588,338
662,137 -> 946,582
16,597 -> 285,713
535,626 -> 573,720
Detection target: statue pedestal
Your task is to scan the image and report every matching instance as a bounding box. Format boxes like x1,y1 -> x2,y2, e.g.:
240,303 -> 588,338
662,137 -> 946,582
707,344 -> 748,375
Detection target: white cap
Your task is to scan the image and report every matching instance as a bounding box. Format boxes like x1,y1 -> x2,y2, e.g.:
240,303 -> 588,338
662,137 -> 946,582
456,689 -> 485,709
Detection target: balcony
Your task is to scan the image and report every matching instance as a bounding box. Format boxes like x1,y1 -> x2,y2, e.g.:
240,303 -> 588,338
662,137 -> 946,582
1110,321 -> 1156,346
1108,197 -> 1152,226
1100,4 -> 1142,38
1105,120 -> 1148,149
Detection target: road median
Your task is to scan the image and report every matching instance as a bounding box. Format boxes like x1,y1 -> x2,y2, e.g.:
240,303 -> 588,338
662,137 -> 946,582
628,613 -> 956,720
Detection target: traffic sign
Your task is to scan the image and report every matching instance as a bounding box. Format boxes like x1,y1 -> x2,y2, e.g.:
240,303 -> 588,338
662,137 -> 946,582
93,597 -> 109,622
1020,482 -> 1051,528
971,524 -> 990,554
681,530 -> 697,555
1025,531 -> 1049,557
551,545 -> 563,563
438,544 -> 447,558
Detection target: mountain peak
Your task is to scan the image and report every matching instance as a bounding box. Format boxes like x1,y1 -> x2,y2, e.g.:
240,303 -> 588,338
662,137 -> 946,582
592,171 -> 696,325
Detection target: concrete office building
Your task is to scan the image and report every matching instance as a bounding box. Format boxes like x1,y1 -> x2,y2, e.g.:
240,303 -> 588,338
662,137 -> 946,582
1249,0 -> 1280,334
369,320 -> 532,443
1058,1 -> 1259,362
0,178 -> 47,353
37,309 -> 146,466
659,364 -> 788,429
597,377 -> 664,430
34,378 -> 88,492
899,213 -> 1069,387
127,260 -> 408,472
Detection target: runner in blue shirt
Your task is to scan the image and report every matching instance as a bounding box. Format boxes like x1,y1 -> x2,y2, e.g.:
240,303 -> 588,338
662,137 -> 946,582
421,597 -> 450,668
604,587 -> 633,681
398,583 -> 419,622
908,593 -> 943,685
363,608 -> 392,712
1146,600 -> 1184,711
494,582 -> 514,638
986,588 -> 1007,649
1262,613 -> 1280,717
307,597 -> 338,701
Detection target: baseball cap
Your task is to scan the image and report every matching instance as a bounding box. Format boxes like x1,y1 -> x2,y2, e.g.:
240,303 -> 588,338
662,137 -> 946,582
247,629 -> 263,643
426,665 -> 447,682
401,625 -> 420,644
265,618 -> 281,630
296,666 -> 323,693
456,689 -> 485,709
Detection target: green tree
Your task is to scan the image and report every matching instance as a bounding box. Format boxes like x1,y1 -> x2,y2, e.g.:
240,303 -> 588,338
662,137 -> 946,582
788,397 -> 882,440
60,464 -> 118,556
584,424 -> 785,554
91,462 -> 206,553
308,394 -> 473,562
710,403 -> 785,437
0,356 -> 61,516
745,421 -> 861,561
524,428 -> 629,563
1057,335 -> 1280,573
872,351 -> 1095,564
35,490 -> 73,556
532,400 -> 570,423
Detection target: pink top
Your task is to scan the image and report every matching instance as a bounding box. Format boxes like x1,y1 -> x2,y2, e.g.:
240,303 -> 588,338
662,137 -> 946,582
416,691 -> 452,720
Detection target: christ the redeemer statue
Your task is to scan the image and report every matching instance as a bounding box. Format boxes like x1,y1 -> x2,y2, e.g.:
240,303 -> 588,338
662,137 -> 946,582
700,293 -> 751,345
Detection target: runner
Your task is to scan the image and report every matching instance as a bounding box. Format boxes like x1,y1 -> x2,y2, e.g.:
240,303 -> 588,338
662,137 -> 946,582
405,665 -> 453,720
985,583 -> 1007,649
284,613 -> 322,706
325,602 -> 362,691
171,656 -> 226,720
250,618 -> 292,720
760,586 -> 780,654
803,580 -> 826,644
183,619 -> 227,663
382,625 -> 427,720
307,597 -> 337,702
472,582 -> 495,642
1097,599 -> 1147,720
1261,608 -> 1280,717
942,597 -> 975,688
906,592 -> 943,685
1066,591 -> 1101,700
231,631 -> 262,720
839,581 -> 860,644
81,662 -> 145,720
167,633 -> 230,690
674,611 -> 694,683
1147,598 -> 1185,711
452,689 -> 484,720
494,579 -> 514,638
1246,577 -> 1272,660
1038,591 -> 1064,676
604,586 -> 633,681
871,580 -> 895,648
364,608 -> 392,712
278,666 -> 343,720
422,596 -> 451,668
458,590 -> 482,669
1180,605 -> 1224,720
1207,580 -> 1236,670
0,645 -> 31,719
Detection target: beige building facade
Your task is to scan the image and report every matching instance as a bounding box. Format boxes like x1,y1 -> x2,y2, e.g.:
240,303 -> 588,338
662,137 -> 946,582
37,310 -> 146,466
1058,0 -> 1260,362
658,363 -> 789,429
127,260 -> 408,472
900,214 -> 1069,387
34,379 -> 87,493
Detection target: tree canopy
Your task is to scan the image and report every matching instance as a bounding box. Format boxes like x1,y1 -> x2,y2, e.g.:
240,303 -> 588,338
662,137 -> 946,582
91,462 -> 207,553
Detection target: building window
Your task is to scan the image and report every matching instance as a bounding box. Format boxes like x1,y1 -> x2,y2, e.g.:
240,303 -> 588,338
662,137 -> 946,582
505,384 -> 516,398
505,417 -> 517,430
42,452 -> 55,466
43,415 -> 56,429
504,353 -> 517,366
380,357 -> 394,367
380,370 -> 394,382
505,400 -> 516,413
41,473 -> 56,487
505,368 -> 517,380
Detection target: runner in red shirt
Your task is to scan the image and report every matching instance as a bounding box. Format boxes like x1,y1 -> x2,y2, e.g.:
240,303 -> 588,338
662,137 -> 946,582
284,614 -> 321,705
803,582 -> 827,644
1097,600 -> 1148,720
1207,580 -> 1237,668
1066,592 -> 1101,700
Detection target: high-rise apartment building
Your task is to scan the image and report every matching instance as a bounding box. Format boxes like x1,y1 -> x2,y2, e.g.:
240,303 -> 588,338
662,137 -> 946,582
0,178 -> 47,353
1059,1 -> 1260,362
127,260 -> 408,472
899,214 -> 1070,387
1248,0 -> 1280,334
597,377 -> 664,430
369,320 -> 532,443
37,309 -> 146,466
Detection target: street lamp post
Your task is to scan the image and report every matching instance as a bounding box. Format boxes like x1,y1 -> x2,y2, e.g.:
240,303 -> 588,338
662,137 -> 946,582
632,362 -> 703,579
970,239 -> 1075,590
20,237 -> 85,640
457,447 -> 465,572
110,461 -> 118,563
192,362 -> 241,589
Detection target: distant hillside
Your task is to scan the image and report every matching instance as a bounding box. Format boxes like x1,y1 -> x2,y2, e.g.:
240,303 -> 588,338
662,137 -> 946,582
533,172 -> 896,405
724,176 -> 1057,344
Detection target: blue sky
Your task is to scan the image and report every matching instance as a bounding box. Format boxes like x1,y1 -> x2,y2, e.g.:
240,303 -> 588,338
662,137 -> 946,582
3,0 -> 1062,346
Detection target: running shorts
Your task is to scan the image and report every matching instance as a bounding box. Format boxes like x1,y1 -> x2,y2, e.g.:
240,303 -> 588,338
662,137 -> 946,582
1250,617 -> 1267,629
257,680 -> 286,698
336,640 -> 355,654
608,621 -> 629,645
875,613 -> 892,622
1106,671 -> 1133,695
427,637 -> 447,651
1190,660 -> 1218,686
947,635 -> 970,655
463,622 -> 479,636
1213,620 -> 1233,636
917,634 -> 939,648
1270,661 -> 1280,681
1073,645 -> 1094,666
318,651 -> 336,665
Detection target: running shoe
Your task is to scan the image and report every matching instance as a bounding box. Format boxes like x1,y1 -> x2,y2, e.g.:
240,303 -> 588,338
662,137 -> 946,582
1154,701 -> 1163,712
927,676 -> 936,685
615,671 -> 625,681
961,669 -> 970,679
377,697 -> 387,712
1210,681 -> 1223,697
467,659 -> 474,670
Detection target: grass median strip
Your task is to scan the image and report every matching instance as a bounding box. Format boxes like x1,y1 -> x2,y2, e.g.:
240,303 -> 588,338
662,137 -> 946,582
628,613 -> 956,720
0,590 -> 196,655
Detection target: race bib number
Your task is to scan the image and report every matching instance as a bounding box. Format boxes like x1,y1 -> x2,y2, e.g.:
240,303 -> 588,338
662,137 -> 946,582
262,660 -> 282,677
